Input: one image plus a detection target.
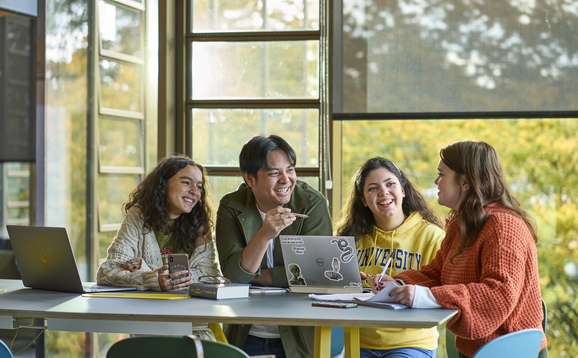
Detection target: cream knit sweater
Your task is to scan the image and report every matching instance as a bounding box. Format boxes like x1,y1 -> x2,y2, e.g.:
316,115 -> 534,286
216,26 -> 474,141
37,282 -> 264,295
97,206 -> 221,290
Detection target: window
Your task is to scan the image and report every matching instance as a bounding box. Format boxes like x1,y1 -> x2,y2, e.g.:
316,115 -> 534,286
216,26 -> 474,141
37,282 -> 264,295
335,1 -> 578,356
0,163 -> 31,242
95,0 -> 158,263
0,9 -> 35,247
337,1 -> 578,113
186,0 -> 330,202
96,0 -> 146,236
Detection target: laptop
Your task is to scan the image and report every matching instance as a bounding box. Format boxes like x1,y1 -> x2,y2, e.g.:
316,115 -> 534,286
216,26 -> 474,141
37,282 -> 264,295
7,225 -> 136,293
279,235 -> 363,294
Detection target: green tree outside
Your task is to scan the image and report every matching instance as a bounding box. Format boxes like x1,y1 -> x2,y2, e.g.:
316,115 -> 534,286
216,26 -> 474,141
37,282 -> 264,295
338,117 -> 578,357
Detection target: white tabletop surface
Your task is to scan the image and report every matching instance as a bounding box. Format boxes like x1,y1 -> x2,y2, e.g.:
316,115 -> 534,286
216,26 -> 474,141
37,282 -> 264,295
0,279 -> 457,329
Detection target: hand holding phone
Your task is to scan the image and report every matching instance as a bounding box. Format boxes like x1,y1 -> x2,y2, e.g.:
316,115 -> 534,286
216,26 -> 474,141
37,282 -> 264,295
168,253 -> 190,280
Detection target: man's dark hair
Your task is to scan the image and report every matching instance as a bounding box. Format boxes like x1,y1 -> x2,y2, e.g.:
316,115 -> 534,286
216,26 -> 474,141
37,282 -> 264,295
239,134 -> 297,179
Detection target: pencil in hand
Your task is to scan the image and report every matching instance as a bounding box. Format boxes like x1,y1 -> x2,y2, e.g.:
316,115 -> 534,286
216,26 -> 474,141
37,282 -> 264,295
378,257 -> 392,283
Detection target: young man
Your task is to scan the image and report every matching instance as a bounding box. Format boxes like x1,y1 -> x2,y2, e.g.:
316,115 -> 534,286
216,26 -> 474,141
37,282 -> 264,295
216,134 -> 333,358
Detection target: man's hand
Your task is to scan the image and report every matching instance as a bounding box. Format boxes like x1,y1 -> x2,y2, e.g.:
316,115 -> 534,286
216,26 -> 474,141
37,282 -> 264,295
260,206 -> 297,240
241,207 -> 298,274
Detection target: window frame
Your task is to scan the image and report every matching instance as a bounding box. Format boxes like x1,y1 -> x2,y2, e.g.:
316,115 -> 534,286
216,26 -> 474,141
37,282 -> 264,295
183,1 -> 332,207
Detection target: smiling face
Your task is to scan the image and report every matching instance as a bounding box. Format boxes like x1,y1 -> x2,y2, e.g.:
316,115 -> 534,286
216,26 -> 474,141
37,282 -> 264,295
435,159 -> 468,210
361,167 -> 406,231
244,149 -> 297,212
166,165 -> 203,220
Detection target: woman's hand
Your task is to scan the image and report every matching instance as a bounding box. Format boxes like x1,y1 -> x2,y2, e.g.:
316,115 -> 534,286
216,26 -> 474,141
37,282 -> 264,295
370,274 -> 394,293
125,258 -> 142,272
360,272 -> 373,286
158,265 -> 192,292
390,284 -> 416,307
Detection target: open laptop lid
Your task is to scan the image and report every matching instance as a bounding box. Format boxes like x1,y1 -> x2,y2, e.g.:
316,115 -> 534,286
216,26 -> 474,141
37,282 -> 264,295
279,235 -> 363,294
7,225 -> 134,293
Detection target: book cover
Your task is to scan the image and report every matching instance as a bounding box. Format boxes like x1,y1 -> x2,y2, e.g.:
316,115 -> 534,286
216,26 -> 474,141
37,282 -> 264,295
188,282 -> 250,300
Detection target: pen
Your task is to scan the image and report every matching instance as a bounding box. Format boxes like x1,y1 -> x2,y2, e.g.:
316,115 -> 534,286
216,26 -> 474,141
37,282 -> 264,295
378,257 -> 392,283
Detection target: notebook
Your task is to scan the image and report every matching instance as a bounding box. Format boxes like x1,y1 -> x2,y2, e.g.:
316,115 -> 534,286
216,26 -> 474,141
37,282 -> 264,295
279,235 -> 363,294
7,225 -> 136,293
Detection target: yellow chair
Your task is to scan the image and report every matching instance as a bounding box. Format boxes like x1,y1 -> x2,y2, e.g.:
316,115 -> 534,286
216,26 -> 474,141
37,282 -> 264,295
106,335 -> 250,358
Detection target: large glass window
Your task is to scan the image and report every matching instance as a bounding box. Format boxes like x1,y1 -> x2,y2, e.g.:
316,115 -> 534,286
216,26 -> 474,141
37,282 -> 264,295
41,0 -> 158,356
0,13 -> 35,163
336,1 -> 578,356
188,0 -> 327,201
191,0 -> 319,32
338,1 -> 578,113
191,41 -> 319,99
0,9 -> 34,246
96,0 -> 149,251
191,108 -> 319,167
336,117 -> 578,356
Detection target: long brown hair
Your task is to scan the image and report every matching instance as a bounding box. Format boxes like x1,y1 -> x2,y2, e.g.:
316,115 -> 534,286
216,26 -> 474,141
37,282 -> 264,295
440,141 -> 538,259
125,155 -> 213,254
335,157 -> 443,239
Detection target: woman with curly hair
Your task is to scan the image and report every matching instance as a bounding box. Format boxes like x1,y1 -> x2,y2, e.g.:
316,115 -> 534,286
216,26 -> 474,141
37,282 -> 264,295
335,157 -> 445,358
97,155 -> 221,292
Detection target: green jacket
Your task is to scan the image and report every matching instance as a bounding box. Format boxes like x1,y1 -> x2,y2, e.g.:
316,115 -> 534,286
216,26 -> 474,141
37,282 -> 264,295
215,180 -> 333,358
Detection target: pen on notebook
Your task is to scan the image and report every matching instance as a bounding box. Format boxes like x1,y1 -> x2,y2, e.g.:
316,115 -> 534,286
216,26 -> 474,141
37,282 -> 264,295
378,257 -> 392,283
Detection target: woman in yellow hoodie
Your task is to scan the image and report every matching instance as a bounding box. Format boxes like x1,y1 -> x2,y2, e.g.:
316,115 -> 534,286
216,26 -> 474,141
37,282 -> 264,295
335,157 -> 444,358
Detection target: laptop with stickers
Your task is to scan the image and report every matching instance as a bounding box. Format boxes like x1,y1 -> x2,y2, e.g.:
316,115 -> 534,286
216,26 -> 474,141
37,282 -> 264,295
7,225 -> 136,293
279,235 -> 363,294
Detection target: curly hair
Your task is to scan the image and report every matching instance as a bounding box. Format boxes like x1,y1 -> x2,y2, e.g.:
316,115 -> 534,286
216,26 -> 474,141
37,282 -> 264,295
124,155 -> 213,255
440,141 -> 538,259
335,157 -> 443,240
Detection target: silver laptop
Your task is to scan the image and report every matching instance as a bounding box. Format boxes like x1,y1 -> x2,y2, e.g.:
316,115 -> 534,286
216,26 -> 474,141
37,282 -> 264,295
279,235 -> 363,294
7,225 -> 136,293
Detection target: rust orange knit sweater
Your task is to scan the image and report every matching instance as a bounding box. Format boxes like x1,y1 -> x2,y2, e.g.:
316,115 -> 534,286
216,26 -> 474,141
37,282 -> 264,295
395,203 -> 547,357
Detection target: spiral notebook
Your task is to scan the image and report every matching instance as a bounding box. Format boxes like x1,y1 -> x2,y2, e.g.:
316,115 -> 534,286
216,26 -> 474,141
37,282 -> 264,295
7,225 -> 136,293
279,235 -> 363,294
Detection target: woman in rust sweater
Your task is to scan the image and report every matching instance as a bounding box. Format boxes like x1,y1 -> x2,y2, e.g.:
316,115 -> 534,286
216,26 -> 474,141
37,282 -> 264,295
372,141 -> 548,358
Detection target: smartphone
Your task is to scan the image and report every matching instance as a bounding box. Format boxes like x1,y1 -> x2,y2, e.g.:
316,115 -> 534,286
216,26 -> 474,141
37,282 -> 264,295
168,253 -> 189,279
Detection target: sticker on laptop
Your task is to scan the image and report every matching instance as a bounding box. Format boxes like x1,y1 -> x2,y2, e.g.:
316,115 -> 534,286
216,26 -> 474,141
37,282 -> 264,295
288,263 -> 307,286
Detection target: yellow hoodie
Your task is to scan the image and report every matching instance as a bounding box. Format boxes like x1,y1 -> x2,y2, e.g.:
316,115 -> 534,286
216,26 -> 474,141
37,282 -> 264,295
356,211 -> 444,350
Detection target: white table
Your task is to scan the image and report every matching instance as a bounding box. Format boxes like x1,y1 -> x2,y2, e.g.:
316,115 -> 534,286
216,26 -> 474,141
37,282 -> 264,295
0,279 -> 457,357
